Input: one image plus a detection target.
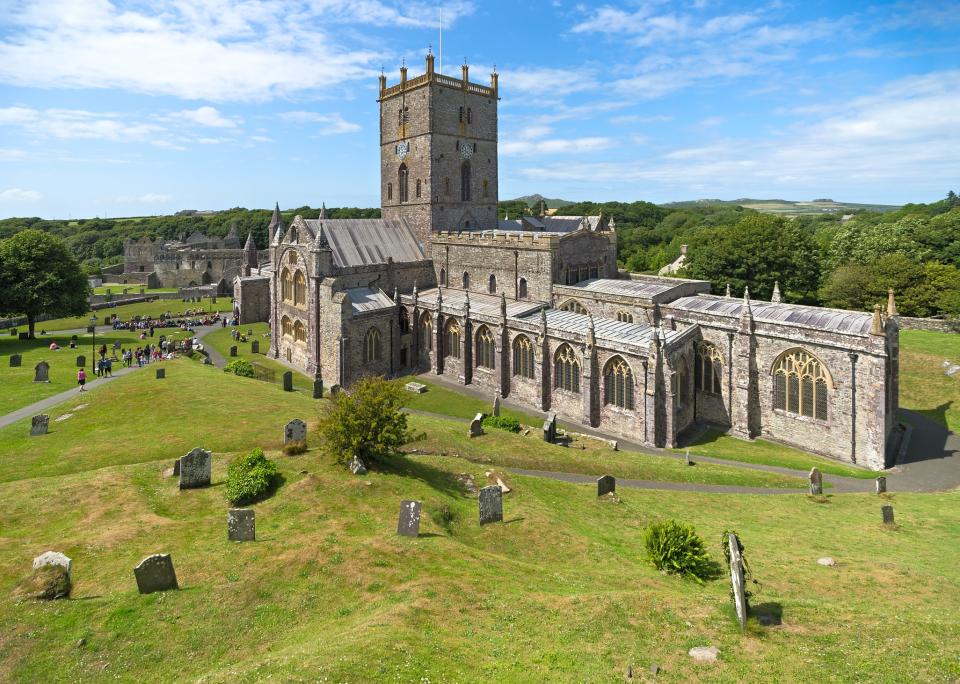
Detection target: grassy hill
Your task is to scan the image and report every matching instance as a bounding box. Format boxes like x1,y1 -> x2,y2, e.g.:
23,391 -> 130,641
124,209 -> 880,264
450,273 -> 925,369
661,198 -> 901,216
507,194 -> 575,210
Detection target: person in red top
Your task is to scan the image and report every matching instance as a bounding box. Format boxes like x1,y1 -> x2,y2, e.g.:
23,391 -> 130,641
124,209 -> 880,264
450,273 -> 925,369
77,368 -> 87,392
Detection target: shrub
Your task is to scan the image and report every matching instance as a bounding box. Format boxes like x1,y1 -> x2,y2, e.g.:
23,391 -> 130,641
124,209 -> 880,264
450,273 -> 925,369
644,519 -> 715,584
225,447 -> 279,505
482,415 -> 521,433
283,439 -> 307,456
224,359 -> 254,378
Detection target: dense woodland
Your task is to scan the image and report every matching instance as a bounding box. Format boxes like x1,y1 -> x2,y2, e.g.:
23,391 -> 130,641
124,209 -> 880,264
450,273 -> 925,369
1,191 -> 958,318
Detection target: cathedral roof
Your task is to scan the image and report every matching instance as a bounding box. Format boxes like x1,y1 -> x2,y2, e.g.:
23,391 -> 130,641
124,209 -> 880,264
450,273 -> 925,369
297,217 -> 425,267
410,287 -> 544,318
184,231 -> 209,244
345,287 -> 395,314
533,308 -> 684,348
496,215 -> 604,233
566,277 -> 709,301
667,295 -> 875,336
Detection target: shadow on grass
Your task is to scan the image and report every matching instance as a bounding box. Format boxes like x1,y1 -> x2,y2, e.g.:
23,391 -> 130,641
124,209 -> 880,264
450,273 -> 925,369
374,452 -> 468,499
751,601 -> 783,627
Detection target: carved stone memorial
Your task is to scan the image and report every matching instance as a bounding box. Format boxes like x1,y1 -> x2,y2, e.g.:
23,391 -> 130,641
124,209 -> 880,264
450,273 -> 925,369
396,500 -> 422,537
479,485 -> 503,525
179,447 -> 212,489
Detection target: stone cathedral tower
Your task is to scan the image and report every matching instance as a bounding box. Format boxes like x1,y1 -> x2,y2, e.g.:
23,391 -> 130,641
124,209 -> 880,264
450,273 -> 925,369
378,52 -> 500,254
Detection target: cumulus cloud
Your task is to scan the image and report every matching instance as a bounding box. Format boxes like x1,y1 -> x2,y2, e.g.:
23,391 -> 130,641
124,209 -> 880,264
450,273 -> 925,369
168,106 -> 238,128
279,111 -> 360,134
0,106 -> 164,141
0,188 -> 42,202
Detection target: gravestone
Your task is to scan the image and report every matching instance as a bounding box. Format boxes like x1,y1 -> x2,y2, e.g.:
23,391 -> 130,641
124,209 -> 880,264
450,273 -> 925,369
251,340 -> 259,354
727,533 -> 748,631
156,368 -> 165,379
348,456 -> 367,475
33,551 -> 72,580
542,412 -> 557,443
178,447 -> 212,489
283,418 -> 307,445
86,326 -> 95,334
469,413 -> 484,438
282,371 -> 293,392
478,485 -> 503,525
808,467 -> 823,496
247,329 -> 253,336
229,345 -> 237,357
9,354 -> 21,367
875,476 -> 887,494
396,500 -> 422,537
404,381 -> 427,393
75,354 -> 86,368
492,395 -> 501,417
19,332 -> 29,340
597,474 -> 616,497
227,508 -> 256,542
31,414 -> 49,436
134,554 -> 178,594
881,505 -> 895,525
9,328 -> 15,336
312,379 -> 323,399
34,361 -> 50,382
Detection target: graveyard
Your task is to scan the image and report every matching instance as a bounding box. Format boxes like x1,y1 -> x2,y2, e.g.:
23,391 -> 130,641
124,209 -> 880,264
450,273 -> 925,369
0,324 -> 958,681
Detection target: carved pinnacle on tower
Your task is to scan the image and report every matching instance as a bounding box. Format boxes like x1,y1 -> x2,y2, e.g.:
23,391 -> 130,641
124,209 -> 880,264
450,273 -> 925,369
740,287 -> 754,332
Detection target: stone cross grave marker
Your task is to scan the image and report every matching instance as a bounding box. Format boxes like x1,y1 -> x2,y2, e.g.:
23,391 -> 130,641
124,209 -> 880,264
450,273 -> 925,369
479,485 -> 503,525
492,395 -> 501,417
227,508 -> 256,541
313,379 -> 323,399
9,354 -> 21,367
469,413 -> 484,438
251,340 -> 259,354
809,467 -> 823,495
156,368 -> 165,379
282,371 -> 293,392
34,361 -> 50,383
727,533 -> 748,630
597,474 -> 616,497
31,414 -> 49,436
881,505 -> 895,525
76,355 -> 86,367
134,554 -> 178,594
283,418 -> 307,445
876,476 -> 887,494
397,500 -> 422,537
229,345 -> 238,357
178,447 -> 212,489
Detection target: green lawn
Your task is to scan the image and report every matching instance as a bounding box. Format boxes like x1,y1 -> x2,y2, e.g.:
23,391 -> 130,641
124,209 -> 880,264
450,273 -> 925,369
0,364 -> 956,681
399,374 -> 545,426
91,286 -> 179,295
38,299 -> 233,332
899,329 -> 960,433
201,323 -> 316,393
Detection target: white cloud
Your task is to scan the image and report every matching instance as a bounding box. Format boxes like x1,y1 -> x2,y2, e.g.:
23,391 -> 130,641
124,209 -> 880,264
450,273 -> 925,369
0,106 -> 164,141
0,148 -> 26,160
0,188 -> 42,202
501,136 -> 615,157
279,111 -> 360,134
249,135 -> 275,143
168,106 -> 238,128
116,193 -> 173,204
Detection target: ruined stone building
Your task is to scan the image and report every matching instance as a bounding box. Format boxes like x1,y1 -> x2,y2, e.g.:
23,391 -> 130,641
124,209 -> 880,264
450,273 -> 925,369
234,54 -> 901,471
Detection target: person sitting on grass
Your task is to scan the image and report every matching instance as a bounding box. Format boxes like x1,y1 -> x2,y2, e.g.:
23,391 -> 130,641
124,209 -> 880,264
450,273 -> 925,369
49,342 -> 60,350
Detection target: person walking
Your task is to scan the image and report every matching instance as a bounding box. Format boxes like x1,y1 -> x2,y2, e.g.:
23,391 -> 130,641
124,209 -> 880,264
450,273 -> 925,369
77,367 -> 87,392
104,357 -> 113,377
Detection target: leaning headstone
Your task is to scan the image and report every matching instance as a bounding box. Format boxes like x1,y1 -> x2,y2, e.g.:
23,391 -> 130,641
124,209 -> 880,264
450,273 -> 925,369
875,476 -> 887,494
283,418 -> 307,445
396,500 -> 422,537
479,485 -> 503,525
251,340 -> 259,354
881,505 -> 895,525
312,379 -> 323,399
469,413 -> 484,438
134,554 -> 178,594
727,533 -> 748,631
156,368 -> 165,379
34,361 -> 50,382
808,467 -> 823,496
31,414 -> 49,436
10,354 -> 22,367
492,395 -> 501,417
30,551 -> 72,599
282,371 -> 293,392
227,508 -> 256,542
229,345 -> 238,357
597,474 -> 616,497
542,412 -> 557,443
33,551 -> 72,580
76,355 -> 86,367
178,447 -> 212,489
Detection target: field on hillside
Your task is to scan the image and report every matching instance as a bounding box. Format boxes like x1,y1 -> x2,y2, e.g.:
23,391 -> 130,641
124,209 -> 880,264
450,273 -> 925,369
899,330 -> 960,433
0,360 -> 957,682
38,299 -> 231,332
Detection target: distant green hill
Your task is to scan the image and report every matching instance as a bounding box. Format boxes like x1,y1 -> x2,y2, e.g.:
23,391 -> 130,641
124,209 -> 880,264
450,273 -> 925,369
508,194 -> 575,210
661,198 -> 901,216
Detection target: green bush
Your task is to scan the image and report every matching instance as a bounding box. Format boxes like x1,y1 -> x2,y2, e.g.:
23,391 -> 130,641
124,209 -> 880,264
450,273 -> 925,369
224,359 -> 255,378
644,520 -> 716,584
225,448 -> 279,505
482,415 -> 521,433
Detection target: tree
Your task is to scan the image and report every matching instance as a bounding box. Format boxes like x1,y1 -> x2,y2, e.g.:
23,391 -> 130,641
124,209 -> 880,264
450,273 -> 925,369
946,190 -> 959,207
317,376 -> 414,466
0,230 -> 89,337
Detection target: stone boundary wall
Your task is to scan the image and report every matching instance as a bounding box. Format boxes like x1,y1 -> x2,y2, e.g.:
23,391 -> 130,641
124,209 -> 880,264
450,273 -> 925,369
897,316 -> 960,334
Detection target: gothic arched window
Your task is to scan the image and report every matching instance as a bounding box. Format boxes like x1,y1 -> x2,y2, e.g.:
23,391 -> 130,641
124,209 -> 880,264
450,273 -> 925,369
363,327 -> 381,363
475,326 -> 495,369
444,319 -> 461,359
280,268 -> 292,302
461,162 -> 471,201
399,307 -> 410,333
603,356 -> 634,409
513,335 -> 535,379
419,312 -> 433,353
462,272 -> 470,289
559,299 -> 587,314
293,271 -> 306,307
488,274 -> 497,294
518,277 -> 528,299
293,320 -> 306,343
281,315 -> 292,337
439,268 -> 446,286
554,344 -> 581,393
772,348 -> 831,420
387,182 -> 393,201
696,341 -> 724,395
398,164 -> 408,203
416,178 -> 422,199
616,311 -> 634,323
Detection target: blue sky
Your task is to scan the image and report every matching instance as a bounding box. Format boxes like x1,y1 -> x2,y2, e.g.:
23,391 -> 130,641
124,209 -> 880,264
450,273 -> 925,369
0,0 -> 958,219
